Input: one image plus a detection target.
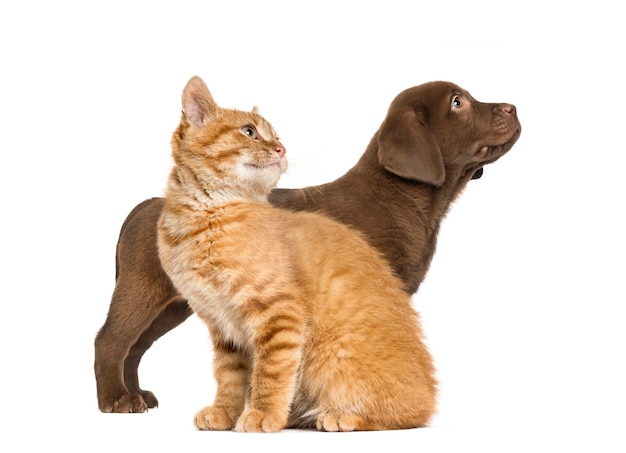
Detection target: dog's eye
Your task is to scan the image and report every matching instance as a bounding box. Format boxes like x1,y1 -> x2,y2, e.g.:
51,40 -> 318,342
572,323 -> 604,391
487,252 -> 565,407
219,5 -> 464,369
452,96 -> 463,109
241,125 -> 258,139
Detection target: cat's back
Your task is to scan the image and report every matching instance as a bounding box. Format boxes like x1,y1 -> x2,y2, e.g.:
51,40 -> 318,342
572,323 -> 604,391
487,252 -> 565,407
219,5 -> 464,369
161,199 -> 411,315
274,207 -> 412,305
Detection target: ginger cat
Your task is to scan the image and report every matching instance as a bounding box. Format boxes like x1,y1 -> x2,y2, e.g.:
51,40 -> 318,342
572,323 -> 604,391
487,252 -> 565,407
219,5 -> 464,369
157,76 -> 437,432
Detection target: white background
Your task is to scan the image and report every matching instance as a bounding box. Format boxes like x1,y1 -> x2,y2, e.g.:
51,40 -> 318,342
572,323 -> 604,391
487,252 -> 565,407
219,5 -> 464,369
1,1 -> 624,451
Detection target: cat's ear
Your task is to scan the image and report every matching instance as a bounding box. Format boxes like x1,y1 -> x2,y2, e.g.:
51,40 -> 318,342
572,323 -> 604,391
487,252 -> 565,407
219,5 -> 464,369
251,106 -> 260,114
181,76 -> 218,127
377,105 -> 445,186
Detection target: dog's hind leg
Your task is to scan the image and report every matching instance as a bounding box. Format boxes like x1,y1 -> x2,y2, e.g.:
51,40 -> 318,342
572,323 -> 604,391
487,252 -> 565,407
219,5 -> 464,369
123,298 -> 192,408
94,273 -> 184,412
94,198 -> 191,413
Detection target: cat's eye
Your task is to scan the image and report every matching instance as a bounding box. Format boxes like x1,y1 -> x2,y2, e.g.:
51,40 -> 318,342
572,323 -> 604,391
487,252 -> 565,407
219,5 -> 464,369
241,125 -> 258,139
451,96 -> 463,109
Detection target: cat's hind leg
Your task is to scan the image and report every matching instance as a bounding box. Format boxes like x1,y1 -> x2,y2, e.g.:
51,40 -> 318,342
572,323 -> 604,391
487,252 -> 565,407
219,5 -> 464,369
315,411 -> 383,432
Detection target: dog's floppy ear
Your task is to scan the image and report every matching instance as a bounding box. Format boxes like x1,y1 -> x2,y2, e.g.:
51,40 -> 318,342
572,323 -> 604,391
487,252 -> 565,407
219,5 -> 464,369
377,106 -> 445,186
181,76 -> 218,127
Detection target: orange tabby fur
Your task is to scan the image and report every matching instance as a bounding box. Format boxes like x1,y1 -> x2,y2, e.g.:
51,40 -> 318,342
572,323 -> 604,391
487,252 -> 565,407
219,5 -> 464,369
157,76 -> 437,432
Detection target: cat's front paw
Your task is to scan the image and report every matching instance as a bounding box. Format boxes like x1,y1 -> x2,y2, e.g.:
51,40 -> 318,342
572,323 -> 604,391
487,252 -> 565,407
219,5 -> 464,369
194,405 -> 240,430
234,408 -> 287,433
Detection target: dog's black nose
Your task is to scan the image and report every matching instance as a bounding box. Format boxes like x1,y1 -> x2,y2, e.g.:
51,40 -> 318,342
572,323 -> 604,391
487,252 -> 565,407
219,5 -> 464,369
472,168 -> 484,180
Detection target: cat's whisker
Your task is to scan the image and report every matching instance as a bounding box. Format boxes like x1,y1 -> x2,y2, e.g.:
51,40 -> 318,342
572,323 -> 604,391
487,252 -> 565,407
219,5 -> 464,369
301,185 -> 327,200
278,162 -> 334,189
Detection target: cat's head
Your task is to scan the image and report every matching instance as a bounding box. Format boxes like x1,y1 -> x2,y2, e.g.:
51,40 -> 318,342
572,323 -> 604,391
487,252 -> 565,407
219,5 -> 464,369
171,76 -> 287,199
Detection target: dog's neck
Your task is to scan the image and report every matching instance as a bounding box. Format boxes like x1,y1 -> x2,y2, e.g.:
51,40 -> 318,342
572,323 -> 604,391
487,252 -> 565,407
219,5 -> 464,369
353,142 -> 473,227
267,138 -> 478,295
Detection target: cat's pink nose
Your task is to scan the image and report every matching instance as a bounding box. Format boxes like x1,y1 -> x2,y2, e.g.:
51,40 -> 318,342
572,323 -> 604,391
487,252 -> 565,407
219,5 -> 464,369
275,147 -> 286,158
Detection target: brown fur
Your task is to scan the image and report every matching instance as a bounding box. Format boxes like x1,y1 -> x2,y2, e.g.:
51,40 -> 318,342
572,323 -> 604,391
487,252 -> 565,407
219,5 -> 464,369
157,76 -> 437,432
94,77 -> 521,414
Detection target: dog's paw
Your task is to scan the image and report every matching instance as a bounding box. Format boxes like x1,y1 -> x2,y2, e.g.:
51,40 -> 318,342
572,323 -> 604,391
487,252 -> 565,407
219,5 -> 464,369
139,390 -> 158,409
99,394 -> 149,413
234,408 -> 286,433
316,411 -> 366,432
194,405 -> 240,430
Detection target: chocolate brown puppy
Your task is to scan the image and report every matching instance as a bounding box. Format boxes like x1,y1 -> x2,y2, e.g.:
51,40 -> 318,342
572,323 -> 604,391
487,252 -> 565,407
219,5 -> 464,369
95,81 -> 521,413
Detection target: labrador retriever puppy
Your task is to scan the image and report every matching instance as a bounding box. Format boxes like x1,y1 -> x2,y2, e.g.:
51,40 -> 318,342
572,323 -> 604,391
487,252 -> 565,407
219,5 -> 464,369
95,81 -> 521,413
